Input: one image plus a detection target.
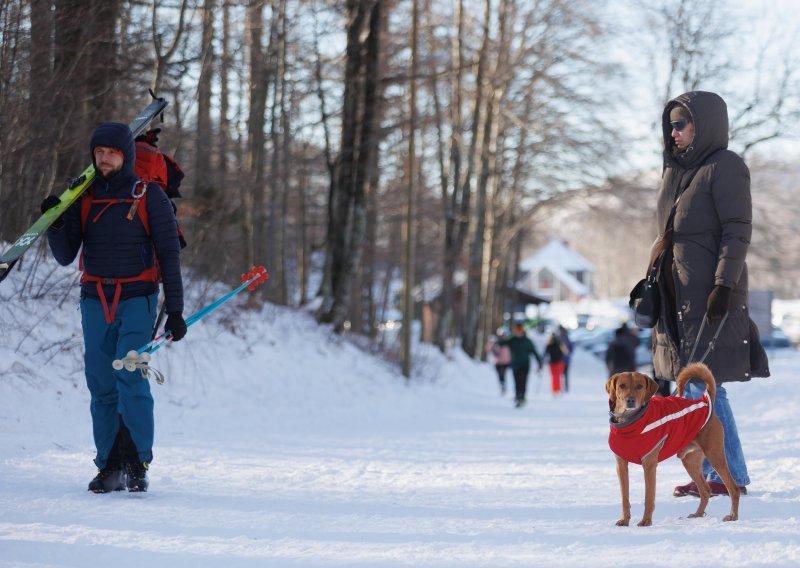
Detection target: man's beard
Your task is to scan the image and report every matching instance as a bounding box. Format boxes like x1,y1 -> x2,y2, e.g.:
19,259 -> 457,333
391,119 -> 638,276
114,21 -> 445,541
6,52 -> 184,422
99,165 -> 121,179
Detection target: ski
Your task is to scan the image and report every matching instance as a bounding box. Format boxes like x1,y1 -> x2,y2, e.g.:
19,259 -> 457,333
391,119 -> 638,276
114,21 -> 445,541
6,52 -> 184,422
0,94 -> 169,284
112,266 -> 269,384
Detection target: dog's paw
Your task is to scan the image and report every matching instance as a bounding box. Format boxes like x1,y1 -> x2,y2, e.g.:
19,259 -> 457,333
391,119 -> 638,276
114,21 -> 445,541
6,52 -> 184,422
615,519 -> 630,527
637,518 -> 652,527
723,513 -> 738,522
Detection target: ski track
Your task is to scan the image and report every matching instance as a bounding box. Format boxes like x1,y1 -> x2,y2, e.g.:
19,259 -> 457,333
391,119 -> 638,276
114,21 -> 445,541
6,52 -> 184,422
1,268 -> 800,567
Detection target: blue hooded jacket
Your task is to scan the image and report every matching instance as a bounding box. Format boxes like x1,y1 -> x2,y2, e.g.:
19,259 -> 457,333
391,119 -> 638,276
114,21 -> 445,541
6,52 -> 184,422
47,122 -> 184,314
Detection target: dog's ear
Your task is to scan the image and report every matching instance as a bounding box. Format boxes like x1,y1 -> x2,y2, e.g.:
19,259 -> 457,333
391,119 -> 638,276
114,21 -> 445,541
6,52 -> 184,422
646,375 -> 659,399
605,375 -> 618,400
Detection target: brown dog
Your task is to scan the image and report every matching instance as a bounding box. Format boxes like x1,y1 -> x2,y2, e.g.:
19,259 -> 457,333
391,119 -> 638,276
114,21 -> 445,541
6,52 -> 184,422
606,363 -> 740,526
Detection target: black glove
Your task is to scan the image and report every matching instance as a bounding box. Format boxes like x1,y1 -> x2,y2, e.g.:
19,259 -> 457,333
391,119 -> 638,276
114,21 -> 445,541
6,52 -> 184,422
40,195 -> 64,229
135,128 -> 161,147
706,285 -> 732,325
165,312 -> 187,342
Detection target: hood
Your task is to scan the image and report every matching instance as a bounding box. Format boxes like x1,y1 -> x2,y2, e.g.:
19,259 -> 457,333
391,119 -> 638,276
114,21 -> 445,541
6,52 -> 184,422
89,122 -> 136,181
662,91 -> 729,169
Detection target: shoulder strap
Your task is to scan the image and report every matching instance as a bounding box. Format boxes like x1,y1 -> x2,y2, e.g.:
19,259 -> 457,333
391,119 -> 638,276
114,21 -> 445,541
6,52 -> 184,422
79,181 -> 150,236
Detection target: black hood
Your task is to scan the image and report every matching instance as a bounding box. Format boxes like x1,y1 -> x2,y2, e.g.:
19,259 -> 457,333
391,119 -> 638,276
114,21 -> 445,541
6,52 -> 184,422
89,122 -> 136,182
662,91 -> 729,170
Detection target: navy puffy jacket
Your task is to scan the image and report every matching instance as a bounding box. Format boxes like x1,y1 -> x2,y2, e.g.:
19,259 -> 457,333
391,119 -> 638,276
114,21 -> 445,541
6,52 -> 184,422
47,122 -> 184,314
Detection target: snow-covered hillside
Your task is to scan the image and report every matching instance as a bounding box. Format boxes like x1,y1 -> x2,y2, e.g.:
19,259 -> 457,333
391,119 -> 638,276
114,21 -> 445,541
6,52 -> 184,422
1,256 -> 799,567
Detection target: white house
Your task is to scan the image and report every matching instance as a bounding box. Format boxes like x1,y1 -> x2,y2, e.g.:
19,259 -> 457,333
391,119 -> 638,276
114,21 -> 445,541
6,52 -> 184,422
517,239 -> 594,302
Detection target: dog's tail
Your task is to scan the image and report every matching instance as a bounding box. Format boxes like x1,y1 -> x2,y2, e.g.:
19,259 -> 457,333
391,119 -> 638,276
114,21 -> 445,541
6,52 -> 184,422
676,362 -> 716,402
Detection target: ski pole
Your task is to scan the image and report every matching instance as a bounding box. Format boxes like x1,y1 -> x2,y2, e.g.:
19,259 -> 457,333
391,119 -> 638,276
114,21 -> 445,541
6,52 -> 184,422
151,296 -> 167,340
112,265 -> 269,383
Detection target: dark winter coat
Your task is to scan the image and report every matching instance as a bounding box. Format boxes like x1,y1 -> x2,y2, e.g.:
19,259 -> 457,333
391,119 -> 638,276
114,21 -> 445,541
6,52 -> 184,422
502,334 -> 542,371
606,337 -> 636,376
545,339 -> 566,364
47,122 -> 184,314
652,91 -> 769,383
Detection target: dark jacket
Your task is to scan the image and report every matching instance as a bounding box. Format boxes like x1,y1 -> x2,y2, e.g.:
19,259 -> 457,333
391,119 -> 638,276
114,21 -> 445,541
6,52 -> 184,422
652,91 -> 768,383
545,338 -> 565,364
47,123 -> 184,314
502,334 -> 542,370
606,336 -> 636,375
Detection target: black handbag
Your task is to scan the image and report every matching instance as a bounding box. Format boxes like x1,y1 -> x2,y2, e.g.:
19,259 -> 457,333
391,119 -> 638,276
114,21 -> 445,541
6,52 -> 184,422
629,255 -> 663,328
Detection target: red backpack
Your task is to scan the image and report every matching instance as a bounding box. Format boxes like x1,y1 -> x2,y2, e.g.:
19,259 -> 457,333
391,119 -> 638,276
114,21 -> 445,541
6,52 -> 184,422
133,128 -> 187,248
134,128 -> 185,200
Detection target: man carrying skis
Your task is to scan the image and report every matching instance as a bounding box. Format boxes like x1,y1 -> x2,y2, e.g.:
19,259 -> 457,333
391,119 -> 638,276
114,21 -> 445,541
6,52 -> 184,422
41,122 -> 187,493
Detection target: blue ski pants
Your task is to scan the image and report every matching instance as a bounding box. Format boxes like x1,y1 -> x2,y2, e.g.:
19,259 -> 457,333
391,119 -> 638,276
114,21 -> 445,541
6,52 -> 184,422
80,292 -> 158,468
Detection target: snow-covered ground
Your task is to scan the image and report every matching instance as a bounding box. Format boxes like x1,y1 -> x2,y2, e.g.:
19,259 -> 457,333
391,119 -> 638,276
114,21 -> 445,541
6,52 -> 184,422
1,258 -> 799,567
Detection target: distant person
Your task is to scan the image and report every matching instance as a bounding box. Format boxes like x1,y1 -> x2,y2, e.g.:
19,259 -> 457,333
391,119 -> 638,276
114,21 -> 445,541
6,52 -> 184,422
558,325 -> 574,392
544,332 -> 567,396
486,332 -> 511,395
501,323 -> 543,408
650,91 -> 770,498
606,326 -> 636,376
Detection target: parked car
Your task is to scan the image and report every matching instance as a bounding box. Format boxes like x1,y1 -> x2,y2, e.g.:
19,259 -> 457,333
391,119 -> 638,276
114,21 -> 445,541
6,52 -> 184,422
760,327 -> 793,349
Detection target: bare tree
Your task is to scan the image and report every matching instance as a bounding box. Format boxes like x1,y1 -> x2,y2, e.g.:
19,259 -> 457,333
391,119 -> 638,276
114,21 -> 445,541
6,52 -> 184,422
401,0 -> 419,377
150,0 -> 189,94
317,0 -> 385,332
243,0 -> 269,269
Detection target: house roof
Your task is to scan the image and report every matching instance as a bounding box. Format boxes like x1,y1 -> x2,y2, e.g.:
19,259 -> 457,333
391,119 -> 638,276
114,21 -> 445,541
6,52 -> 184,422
536,264 -> 590,296
519,239 -> 595,273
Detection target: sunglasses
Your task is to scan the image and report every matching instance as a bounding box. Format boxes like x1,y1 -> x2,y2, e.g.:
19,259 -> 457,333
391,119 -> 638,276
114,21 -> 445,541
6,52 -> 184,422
670,119 -> 690,132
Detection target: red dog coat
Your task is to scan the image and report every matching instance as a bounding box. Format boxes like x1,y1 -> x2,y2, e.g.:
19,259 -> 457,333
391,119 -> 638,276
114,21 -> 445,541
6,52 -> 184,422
608,393 -> 712,464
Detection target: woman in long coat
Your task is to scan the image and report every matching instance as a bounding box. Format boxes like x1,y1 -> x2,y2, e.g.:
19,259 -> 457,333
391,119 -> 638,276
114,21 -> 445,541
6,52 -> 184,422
651,91 -> 769,497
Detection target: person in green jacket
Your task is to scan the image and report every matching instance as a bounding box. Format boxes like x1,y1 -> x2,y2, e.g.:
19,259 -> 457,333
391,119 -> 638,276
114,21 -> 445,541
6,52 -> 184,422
502,323 -> 543,407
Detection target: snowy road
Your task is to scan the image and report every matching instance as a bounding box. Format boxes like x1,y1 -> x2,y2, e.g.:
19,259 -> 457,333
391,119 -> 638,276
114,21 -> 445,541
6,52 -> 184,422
2,297 -> 799,567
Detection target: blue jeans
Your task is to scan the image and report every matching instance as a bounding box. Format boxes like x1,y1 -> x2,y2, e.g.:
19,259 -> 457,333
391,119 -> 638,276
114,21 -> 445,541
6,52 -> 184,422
81,293 -> 158,468
682,381 -> 750,487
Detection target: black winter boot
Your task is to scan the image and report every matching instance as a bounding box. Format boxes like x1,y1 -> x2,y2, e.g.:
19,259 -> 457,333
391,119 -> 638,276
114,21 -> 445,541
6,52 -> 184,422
88,465 -> 126,493
125,461 -> 149,492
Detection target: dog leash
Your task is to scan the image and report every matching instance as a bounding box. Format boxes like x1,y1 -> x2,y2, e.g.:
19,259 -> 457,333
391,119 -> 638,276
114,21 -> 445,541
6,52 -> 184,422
687,311 -> 730,364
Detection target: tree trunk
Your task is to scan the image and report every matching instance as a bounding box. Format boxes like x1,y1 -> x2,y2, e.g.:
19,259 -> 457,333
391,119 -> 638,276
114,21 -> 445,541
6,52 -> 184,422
190,0 -> 218,276
196,0 -> 215,201
218,0 -> 231,183
243,0 -> 269,269
462,87 -> 496,357
150,0 -> 188,94
401,0 -> 419,377
433,0 -> 465,352
318,0 -> 384,333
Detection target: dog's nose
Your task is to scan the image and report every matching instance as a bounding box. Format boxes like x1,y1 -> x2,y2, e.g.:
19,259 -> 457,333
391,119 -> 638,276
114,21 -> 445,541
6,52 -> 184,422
625,397 -> 637,408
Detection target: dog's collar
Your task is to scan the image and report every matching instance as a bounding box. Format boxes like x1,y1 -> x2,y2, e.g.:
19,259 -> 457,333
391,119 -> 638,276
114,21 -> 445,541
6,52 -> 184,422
609,403 -> 648,426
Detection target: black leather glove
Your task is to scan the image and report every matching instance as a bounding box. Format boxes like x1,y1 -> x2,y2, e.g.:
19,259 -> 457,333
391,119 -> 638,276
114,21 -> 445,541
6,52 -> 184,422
706,285 -> 732,325
165,312 -> 187,342
40,195 -> 64,229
